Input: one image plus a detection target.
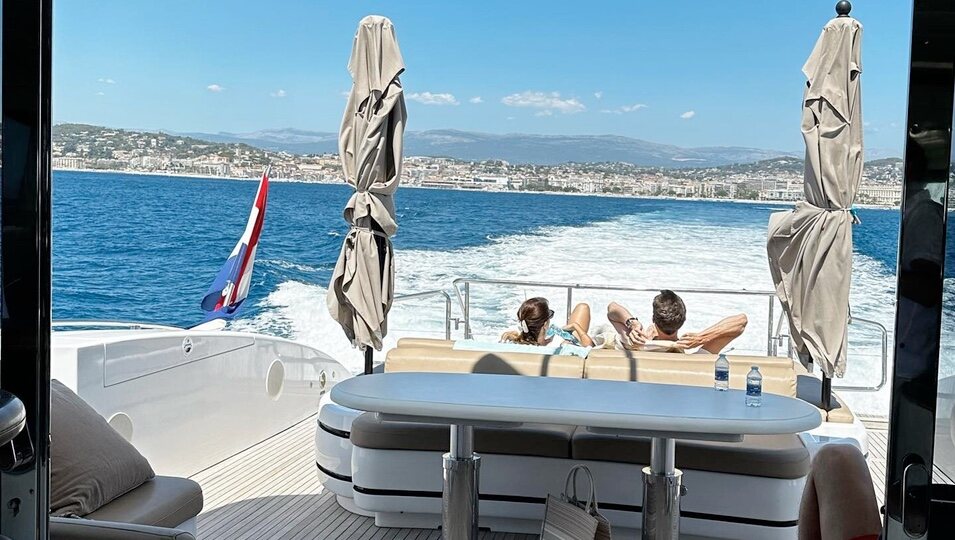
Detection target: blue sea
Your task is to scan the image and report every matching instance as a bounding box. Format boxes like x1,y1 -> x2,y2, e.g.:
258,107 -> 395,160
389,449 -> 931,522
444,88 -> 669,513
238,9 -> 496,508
50,170 -> 936,415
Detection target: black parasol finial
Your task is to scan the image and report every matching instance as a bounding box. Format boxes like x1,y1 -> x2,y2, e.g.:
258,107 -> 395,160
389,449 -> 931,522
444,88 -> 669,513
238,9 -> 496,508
836,1 -> 852,17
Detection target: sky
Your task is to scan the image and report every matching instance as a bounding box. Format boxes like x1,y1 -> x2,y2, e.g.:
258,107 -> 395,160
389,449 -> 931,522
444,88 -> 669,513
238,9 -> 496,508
53,0 -> 913,154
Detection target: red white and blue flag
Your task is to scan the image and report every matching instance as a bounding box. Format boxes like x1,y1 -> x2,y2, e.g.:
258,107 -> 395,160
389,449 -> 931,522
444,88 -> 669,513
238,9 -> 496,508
200,166 -> 270,321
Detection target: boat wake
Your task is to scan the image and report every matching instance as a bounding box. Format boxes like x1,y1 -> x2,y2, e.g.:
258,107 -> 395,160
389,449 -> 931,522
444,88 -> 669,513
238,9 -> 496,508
235,213 -> 901,416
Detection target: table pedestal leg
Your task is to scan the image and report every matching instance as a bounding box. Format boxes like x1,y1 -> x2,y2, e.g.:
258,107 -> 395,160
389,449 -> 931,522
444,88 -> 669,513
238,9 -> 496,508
641,437 -> 683,540
442,424 -> 479,540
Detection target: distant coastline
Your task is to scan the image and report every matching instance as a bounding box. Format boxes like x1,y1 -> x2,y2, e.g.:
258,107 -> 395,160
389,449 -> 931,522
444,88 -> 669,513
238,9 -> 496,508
55,167 -> 899,210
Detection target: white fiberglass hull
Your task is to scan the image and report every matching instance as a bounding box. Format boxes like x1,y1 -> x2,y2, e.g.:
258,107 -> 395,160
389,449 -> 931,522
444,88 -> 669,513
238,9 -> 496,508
52,326 -> 348,477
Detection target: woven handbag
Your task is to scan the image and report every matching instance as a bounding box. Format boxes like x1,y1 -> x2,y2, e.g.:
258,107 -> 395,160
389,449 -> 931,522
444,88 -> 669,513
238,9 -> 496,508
540,465 -> 612,540
566,465 -> 612,540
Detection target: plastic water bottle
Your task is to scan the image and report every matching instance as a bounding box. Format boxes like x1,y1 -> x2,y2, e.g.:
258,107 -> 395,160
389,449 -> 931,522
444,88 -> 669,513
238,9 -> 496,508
714,354 -> 730,391
746,366 -> 763,407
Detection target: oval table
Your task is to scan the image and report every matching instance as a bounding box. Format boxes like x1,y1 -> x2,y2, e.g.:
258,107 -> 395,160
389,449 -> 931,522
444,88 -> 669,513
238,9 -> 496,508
331,372 -> 821,540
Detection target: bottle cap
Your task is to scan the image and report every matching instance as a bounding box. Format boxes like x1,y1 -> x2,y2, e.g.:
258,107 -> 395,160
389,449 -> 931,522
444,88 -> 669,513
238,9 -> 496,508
751,365 -> 758,370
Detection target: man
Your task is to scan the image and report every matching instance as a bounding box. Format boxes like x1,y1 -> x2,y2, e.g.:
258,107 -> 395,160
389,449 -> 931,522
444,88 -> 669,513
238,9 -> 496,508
606,290 -> 747,353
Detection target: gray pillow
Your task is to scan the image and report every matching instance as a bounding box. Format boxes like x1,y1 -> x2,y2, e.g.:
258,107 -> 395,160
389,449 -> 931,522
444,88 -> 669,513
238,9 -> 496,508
50,379 -> 155,517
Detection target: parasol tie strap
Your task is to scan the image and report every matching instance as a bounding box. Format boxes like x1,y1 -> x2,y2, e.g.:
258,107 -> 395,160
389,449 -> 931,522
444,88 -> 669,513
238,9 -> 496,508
821,206 -> 861,225
349,225 -> 390,239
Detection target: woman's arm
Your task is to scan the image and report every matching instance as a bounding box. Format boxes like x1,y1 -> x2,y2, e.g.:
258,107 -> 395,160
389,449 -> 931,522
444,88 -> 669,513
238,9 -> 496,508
563,322 -> 595,347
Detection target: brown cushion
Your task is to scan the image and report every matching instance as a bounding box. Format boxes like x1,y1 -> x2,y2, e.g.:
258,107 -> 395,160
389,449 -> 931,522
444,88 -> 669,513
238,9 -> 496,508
796,375 -> 855,423
86,476 -> 203,529
571,427 -> 810,479
350,412 -> 574,458
50,380 -> 155,517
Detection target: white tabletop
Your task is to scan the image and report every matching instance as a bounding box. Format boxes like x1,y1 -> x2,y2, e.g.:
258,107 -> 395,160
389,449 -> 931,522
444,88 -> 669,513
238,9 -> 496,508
331,372 -> 821,439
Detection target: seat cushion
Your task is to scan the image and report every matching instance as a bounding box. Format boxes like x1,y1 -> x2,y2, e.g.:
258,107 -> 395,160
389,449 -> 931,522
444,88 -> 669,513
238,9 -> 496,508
796,375 -> 855,424
350,412 -> 574,458
86,476 -> 203,529
571,427 -> 810,479
50,380 -> 156,517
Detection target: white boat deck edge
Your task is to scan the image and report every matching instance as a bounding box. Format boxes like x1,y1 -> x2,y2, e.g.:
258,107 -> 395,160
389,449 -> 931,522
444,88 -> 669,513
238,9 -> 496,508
191,414 -> 944,539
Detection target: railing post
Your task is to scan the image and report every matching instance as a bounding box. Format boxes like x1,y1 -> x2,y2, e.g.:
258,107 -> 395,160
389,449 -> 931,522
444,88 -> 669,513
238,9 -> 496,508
767,296 -> 775,356
445,294 -> 452,340
464,282 -> 472,339
566,287 -> 574,324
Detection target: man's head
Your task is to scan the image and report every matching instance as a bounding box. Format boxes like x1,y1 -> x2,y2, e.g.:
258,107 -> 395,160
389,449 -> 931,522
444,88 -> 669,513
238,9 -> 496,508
652,290 -> 686,337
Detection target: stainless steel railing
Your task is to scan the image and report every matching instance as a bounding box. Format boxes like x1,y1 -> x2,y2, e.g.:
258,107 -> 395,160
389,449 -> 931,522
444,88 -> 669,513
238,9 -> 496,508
449,277 -> 889,392
452,277 -> 780,355
833,315 -> 889,392
393,290 -> 453,340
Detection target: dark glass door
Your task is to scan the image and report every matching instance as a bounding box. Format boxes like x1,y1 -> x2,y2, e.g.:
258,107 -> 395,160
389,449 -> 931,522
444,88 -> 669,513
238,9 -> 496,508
885,0 -> 955,537
0,0 -> 52,539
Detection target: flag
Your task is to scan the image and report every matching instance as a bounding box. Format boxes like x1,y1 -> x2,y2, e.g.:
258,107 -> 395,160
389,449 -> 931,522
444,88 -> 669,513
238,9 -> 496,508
200,166 -> 270,320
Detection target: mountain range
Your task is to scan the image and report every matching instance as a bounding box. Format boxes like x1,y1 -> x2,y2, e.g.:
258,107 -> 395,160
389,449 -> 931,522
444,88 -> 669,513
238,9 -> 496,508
181,128 -> 811,168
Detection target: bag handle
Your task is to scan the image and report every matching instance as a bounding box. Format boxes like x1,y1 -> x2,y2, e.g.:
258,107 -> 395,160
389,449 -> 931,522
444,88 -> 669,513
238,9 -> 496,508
563,464 -> 599,514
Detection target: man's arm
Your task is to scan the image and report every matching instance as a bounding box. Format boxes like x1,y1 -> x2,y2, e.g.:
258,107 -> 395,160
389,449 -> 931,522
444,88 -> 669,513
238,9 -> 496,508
607,302 -> 646,349
677,313 -> 748,353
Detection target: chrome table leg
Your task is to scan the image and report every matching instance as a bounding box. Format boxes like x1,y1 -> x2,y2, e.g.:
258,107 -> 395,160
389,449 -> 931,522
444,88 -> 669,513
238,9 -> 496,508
641,437 -> 683,539
443,424 -> 479,540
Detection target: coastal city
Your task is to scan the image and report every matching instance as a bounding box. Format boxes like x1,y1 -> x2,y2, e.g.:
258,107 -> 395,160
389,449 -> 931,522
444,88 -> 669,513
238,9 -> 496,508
51,123 -> 906,206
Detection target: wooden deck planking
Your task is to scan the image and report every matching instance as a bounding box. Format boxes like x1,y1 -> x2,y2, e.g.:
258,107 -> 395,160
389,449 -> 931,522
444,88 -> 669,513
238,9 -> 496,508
193,414 -> 947,539
193,415 -> 536,539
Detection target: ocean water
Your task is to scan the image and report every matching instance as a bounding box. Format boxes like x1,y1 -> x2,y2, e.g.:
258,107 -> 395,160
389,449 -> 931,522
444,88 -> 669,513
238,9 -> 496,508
51,170 -> 938,416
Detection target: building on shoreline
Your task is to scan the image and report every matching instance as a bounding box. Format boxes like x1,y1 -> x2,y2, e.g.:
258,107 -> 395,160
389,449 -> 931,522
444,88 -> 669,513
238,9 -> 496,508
51,123 -> 906,206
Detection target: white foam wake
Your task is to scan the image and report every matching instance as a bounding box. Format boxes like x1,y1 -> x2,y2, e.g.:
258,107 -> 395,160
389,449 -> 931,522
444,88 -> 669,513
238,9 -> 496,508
237,212 -> 900,415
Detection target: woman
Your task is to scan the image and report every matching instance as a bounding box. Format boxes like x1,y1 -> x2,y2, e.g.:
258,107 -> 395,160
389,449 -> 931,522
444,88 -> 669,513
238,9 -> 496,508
500,297 -> 595,347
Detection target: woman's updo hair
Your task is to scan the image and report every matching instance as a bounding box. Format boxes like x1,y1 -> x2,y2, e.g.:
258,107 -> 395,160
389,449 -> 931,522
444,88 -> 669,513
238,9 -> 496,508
501,297 -> 552,344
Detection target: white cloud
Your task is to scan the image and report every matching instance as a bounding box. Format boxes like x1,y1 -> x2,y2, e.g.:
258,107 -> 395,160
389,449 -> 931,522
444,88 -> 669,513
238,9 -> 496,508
468,96 -> 483,104
535,110 -> 553,117
506,116 -> 515,121
501,91 -> 585,114
680,110 -> 696,119
621,103 -> 647,112
207,84 -> 225,93
594,91 -> 603,100
97,78 -> 116,84
407,92 -> 459,105
600,103 -> 647,114
95,91 -> 105,96
270,89 -> 287,98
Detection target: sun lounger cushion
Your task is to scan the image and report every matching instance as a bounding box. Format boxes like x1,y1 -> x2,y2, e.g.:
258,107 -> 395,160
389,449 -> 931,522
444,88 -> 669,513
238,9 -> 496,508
386,346 -> 584,378
583,351 -> 799,398
396,338 -> 455,349
50,380 -> 156,517
86,476 -> 203,529
350,412 -> 575,458
571,427 -> 810,479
